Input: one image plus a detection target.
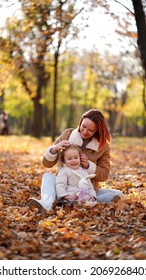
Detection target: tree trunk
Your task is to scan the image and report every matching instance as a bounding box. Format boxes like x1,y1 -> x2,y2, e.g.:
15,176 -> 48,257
0,89 -> 5,112
108,110 -> 118,133
32,97 -> 42,138
131,0 -> 146,78
131,0 -> 146,136
66,64 -> 75,127
142,74 -> 146,136
52,51 -> 59,141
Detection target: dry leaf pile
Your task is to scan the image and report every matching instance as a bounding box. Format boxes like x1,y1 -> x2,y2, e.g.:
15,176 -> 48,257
0,136 -> 146,260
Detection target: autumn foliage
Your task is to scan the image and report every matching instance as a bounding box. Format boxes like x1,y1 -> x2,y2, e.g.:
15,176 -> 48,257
0,136 -> 146,260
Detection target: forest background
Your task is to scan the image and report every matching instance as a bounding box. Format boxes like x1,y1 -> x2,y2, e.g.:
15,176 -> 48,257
0,0 -> 146,139
0,0 -> 146,261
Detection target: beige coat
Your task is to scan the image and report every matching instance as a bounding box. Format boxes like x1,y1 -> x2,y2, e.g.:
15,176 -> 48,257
42,128 -> 110,191
56,166 -> 97,199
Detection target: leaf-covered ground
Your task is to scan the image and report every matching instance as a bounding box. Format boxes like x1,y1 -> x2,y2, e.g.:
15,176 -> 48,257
0,136 -> 146,260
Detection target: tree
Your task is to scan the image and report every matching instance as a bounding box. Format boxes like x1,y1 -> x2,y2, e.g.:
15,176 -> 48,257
0,0 -> 82,138
114,0 -> 146,119
51,0 -> 82,140
131,0 -> 146,135
131,0 -> 146,78
0,50 -> 13,112
90,0 -> 146,135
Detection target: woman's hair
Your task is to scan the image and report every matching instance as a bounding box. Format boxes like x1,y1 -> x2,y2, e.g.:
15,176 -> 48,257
78,109 -> 111,149
58,144 -> 81,167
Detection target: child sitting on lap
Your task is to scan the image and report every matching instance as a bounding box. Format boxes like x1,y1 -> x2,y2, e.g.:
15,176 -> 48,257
56,144 -> 97,206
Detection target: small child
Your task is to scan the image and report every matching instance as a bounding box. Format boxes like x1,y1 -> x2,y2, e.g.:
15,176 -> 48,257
56,144 -> 97,205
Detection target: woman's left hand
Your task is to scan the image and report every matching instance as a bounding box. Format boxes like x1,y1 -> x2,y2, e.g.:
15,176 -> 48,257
80,153 -> 89,169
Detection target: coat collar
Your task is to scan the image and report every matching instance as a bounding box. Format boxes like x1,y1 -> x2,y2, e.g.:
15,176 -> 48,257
69,128 -> 99,151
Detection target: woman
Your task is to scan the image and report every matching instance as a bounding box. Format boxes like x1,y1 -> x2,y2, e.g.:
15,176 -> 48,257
28,109 -> 123,212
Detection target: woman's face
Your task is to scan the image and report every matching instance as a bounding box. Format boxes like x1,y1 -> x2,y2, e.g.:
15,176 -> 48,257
80,118 -> 97,139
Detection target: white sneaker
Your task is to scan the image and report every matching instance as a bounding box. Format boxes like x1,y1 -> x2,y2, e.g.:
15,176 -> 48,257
27,195 -> 54,212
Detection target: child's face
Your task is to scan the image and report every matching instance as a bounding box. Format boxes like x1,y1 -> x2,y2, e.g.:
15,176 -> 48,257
64,148 -> 80,169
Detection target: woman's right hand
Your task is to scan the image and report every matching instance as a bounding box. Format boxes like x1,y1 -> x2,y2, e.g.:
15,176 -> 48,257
51,140 -> 70,154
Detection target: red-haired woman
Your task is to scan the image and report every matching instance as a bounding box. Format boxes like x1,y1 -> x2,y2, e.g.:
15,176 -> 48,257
28,109 -> 123,212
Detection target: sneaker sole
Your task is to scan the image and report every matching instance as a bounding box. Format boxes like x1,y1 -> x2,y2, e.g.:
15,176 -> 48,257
27,198 -> 45,213
57,200 -> 78,207
113,195 -> 120,202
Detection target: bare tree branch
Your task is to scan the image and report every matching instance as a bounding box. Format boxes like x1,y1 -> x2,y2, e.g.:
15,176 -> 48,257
114,0 -> 135,15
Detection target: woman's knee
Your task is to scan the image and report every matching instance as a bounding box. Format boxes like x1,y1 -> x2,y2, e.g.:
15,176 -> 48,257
96,188 -> 123,203
43,173 -> 55,180
112,189 -> 123,197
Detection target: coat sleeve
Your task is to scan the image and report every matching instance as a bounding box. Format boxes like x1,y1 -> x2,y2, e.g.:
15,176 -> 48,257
56,169 -> 69,199
42,129 -> 73,168
94,145 -> 111,182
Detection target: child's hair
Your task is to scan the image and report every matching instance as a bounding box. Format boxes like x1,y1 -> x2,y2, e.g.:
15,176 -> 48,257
58,144 -> 81,167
